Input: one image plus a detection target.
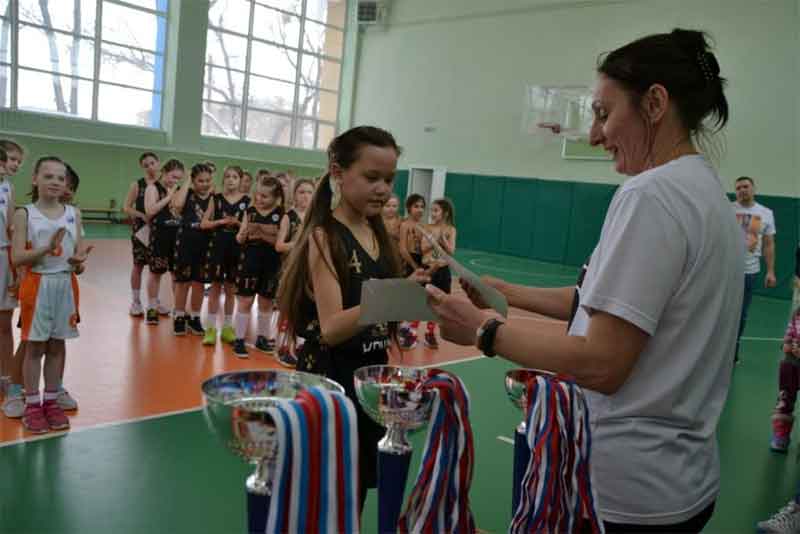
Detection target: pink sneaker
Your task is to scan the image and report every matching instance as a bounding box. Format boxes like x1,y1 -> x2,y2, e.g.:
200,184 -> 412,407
42,400 -> 70,431
22,404 -> 49,434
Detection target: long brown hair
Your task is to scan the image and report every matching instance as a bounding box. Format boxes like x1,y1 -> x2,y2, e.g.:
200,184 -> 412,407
433,197 -> 455,226
279,126 -> 403,338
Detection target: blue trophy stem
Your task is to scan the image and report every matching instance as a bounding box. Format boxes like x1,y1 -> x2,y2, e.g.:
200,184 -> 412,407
512,427 -> 530,515
247,490 -> 271,534
378,449 -> 412,533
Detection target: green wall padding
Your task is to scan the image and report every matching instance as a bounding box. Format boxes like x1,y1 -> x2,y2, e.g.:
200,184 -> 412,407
431,171 -> 798,301
393,170 -> 409,214
565,182 -> 617,266
500,178 -> 537,257
470,175 -> 504,252
531,180 -> 574,263
444,173 -> 475,249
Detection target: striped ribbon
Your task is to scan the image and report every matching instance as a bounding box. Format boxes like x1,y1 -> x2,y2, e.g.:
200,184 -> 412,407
397,369 -> 476,534
266,386 -> 360,534
509,375 -> 603,534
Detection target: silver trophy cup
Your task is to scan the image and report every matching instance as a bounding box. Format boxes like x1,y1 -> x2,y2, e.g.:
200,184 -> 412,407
354,365 -> 436,533
353,365 -> 436,455
201,370 -> 344,495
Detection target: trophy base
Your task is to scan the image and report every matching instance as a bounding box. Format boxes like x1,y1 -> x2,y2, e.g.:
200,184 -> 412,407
246,473 -> 270,496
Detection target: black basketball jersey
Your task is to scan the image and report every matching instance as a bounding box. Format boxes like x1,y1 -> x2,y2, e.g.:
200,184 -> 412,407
214,193 -> 250,233
181,190 -> 212,228
152,182 -> 179,227
244,205 -> 283,244
285,209 -> 302,243
133,177 -> 148,231
299,219 -> 393,355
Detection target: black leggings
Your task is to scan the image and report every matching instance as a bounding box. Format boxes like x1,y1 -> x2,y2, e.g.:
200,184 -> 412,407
594,501 -> 715,533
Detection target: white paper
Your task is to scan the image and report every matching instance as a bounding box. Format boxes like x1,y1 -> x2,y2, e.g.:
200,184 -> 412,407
359,278 -> 437,325
417,224 -> 509,317
134,224 -> 150,246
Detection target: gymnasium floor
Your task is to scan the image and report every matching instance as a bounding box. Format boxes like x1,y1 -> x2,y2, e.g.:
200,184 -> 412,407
0,224 -> 794,533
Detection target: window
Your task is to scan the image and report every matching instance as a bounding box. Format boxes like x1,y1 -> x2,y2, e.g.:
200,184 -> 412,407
203,0 -> 346,150
0,0 -> 168,128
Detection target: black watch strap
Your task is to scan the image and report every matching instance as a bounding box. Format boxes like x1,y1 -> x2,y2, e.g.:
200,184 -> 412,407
478,318 -> 503,357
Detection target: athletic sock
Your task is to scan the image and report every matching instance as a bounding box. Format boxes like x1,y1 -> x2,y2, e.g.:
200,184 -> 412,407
132,290 -> 141,304
174,308 -> 185,318
25,391 -> 40,406
225,314 -> 233,327
191,310 -> 201,320
43,389 -> 58,402
258,314 -> 270,338
206,313 -> 217,329
236,314 -> 250,339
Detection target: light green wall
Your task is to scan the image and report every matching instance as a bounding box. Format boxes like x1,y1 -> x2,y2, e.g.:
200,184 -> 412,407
0,0 -> 367,207
353,0 -> 800,197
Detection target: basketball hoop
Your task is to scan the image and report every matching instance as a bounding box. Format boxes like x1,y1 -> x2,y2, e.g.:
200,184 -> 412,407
522,85 -> 594,141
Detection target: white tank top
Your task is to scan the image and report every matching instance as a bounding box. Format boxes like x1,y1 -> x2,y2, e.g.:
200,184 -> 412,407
0,179 -> 13,247
26,203 -> 78,274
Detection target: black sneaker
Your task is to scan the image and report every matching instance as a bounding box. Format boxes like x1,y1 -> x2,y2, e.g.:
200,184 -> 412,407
276,346 -> 297,368
173,315 -> 186,336
146,308 -> 159,325
187,316 -> 205,336
233,338 -> 249,358
254,336 -> 274,354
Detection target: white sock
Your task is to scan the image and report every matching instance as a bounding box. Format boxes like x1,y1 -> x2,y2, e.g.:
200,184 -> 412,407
132,290 -> 140,303
268,310 -> 278,339
206,313 -> 217,329
258,314 -> 270,338
225,314 -> 233,326
235,314 -> 250,339
191,310 -> 201,320
175,308 -> 185,318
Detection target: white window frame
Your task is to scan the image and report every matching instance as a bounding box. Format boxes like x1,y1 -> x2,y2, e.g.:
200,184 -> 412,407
202,0 -> 346,150
0,0 -> 170,129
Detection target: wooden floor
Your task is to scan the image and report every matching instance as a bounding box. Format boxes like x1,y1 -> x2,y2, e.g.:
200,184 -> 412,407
0,238 -> 513,444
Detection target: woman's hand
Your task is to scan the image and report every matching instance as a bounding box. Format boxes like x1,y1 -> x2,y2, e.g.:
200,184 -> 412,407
425,284 -> 491,346
459,275 -> 507,309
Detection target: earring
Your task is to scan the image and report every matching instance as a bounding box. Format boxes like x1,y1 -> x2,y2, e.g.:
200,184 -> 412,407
330,180 -> 341,211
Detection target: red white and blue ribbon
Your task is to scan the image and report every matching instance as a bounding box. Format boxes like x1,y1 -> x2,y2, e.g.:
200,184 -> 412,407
266,386 -> 360,534
397,369 -> 476,534
509,375 -> 603,534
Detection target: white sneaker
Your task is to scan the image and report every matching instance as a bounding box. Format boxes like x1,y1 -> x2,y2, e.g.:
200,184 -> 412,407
2,384 -> 25,418
758,499 -> 800,533
129,301 -> 144,317
57,386 -> 78,411
157,304 -> 171,316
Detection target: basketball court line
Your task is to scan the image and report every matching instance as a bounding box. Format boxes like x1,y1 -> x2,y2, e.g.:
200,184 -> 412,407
496,435 -> 514,445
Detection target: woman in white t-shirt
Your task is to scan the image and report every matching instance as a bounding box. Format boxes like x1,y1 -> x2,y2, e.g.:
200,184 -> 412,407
427,29 -> 742,532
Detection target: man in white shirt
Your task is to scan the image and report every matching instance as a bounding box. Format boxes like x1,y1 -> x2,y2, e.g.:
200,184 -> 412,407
733,176 -> 776,363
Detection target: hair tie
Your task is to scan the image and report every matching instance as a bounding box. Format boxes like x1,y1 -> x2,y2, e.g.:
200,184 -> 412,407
697,51 -> 717,83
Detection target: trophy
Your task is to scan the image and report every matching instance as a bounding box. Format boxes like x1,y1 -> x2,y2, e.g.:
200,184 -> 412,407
504,368 -> 559,514
202,370 -> 344,534
353,365 -> 436,533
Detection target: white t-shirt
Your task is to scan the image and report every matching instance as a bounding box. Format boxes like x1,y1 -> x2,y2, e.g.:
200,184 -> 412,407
568,155 -> 743,525
732,201 -> 775,275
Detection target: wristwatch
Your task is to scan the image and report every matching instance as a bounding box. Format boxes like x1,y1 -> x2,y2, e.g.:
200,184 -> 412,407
476,318 -> 504,357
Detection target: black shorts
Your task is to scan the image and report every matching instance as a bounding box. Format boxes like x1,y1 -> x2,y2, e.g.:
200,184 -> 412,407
428,264 -> 452,294
173,227 -> 212,283
236,243 -> 280,298
404,252 -> 423,277
131,234 -> 150,266
149,225 -> 178,275
208,231 -> 240,284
